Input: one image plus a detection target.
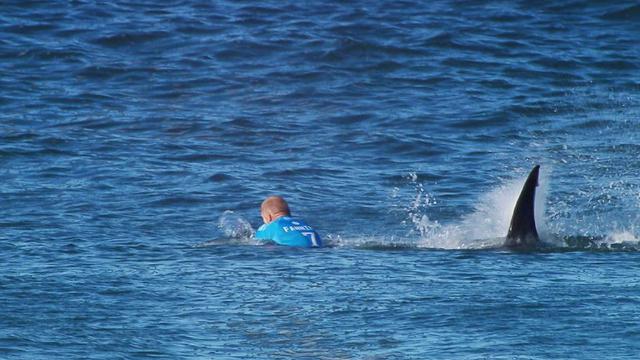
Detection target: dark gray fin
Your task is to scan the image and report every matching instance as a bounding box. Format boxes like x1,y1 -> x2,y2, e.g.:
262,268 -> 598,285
505,165 -> 540,250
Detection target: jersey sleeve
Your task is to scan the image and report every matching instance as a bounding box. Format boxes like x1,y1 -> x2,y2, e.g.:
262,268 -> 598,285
255,223 -> 274,242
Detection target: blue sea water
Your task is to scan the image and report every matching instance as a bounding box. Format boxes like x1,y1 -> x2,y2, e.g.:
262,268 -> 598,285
2,0 -> 640,358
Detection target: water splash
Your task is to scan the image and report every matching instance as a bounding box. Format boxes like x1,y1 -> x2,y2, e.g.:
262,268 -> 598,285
603,230 -> 638,244
328,234 -> 418,249
407,167 -> 553,249
590,228 -> 640,250
214,210 -> 257,245
405,174 -> 438,239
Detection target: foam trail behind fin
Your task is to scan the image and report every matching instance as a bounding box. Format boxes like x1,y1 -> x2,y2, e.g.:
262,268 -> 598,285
505,165 -> 540,249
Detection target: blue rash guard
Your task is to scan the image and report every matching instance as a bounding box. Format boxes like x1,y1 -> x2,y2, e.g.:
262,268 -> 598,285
255,216 -> 322,248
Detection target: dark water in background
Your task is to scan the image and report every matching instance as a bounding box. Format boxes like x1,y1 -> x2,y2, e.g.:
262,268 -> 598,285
2,1 -> 640,358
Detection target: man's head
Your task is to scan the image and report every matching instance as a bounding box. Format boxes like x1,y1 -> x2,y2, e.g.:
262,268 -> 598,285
261,196 -> 291,224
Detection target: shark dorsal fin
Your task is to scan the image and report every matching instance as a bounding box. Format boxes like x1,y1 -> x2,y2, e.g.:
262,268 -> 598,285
505,165 -> 540,250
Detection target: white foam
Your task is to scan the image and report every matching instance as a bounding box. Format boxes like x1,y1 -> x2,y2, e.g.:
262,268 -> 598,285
604,230 -> 638,244
323,233 -> 416,249
411,167 -> 552,249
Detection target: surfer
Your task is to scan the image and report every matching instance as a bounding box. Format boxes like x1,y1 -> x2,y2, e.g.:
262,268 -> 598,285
255,196 -> 322,247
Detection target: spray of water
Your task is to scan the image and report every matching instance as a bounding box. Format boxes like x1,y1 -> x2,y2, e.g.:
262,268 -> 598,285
216,210 -> 256,244
407,166 -> 640,250
407,168 -> 553,249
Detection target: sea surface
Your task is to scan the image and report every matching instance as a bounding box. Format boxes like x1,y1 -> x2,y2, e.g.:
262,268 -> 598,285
2,1 -> 640,358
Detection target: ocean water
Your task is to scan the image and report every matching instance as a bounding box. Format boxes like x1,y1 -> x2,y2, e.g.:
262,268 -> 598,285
2,0 -> 640,358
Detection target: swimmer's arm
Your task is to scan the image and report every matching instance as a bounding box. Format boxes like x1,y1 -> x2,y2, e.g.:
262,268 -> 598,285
255,224 -> 274,242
